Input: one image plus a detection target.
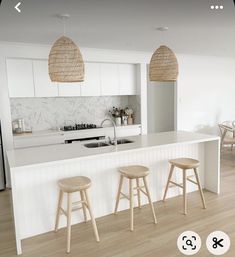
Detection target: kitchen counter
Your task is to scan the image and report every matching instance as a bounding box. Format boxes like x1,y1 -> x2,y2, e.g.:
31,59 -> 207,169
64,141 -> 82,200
12,124 -> 142,149
8,130 -> 218,168
7,131 -> 220,255
13,124 -> 141,139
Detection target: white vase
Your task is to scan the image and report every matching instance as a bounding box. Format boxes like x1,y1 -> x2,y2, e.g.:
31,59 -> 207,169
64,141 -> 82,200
115,117 -> 122,126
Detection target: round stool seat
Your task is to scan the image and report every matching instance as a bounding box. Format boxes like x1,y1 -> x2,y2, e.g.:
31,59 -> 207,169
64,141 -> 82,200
58,176 -> 91,193
119,165 -> 149,179
169,158 -> 199,169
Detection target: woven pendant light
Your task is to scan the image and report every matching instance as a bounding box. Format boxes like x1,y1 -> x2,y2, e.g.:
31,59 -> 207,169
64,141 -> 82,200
49,36 -> 84,82
149,45 -> 178,82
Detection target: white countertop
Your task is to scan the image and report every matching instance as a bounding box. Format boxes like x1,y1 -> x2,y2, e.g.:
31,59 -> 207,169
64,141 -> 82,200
13,124 -> 141,139
7,131 -> 219,169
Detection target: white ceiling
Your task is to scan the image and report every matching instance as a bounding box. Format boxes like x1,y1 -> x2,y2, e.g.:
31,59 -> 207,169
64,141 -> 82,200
0,0 -> 234,57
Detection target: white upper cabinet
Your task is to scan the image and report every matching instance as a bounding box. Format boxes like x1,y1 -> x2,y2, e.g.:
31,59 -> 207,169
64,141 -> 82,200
7,59 -> 35,97
58,83 -> 82,96
33,60 -> 59,97
118,64 -> 137,95
7,58 -> 138,98
100,63 -> 119,95
81,62 -> 101,96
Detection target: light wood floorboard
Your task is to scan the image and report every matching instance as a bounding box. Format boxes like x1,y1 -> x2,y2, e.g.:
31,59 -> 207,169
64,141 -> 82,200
1,150 -> 235,256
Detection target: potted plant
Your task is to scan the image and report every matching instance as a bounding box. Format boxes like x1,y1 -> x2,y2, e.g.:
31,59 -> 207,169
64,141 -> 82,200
109,107 -> 122,126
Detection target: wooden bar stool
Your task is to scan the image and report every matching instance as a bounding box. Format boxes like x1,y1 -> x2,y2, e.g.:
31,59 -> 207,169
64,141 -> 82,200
162,158 -> 206,215
114,165 -> 157,231
55,176 -> 100,253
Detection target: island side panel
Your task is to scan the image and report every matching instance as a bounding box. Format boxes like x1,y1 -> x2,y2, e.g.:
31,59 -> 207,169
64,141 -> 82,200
10,168 -> 23,255
204,139 -> 220,194
11,142 -> 209,249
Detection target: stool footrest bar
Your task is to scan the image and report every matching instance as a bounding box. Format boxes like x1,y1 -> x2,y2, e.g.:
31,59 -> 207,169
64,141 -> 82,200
187,178 -> 198,185
169,181 -> 183,188
120,192 -> 130,200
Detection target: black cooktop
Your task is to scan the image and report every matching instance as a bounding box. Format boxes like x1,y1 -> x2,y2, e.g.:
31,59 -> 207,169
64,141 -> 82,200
62,123 -> 98,131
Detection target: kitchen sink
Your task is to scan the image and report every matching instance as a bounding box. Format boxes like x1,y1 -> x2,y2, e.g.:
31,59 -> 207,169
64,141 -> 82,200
112,139 -> 134,145
84,142 -> 110,148
84,139 -> 134,148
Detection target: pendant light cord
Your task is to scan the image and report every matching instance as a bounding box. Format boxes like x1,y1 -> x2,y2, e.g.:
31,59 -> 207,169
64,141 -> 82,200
60,14 -> 70,36
157,27 -> 168,46
63,17 -> 66,36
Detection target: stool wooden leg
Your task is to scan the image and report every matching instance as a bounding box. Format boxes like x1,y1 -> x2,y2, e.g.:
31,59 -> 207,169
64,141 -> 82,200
67,193 -> 72,253
136,178 -> 141,209
80,190 -> 87,222
129,178 -> 134,231
183,170 -> 187,215
55,190 -> 63,232
163,165 -> 175,201
114,175 -> 124,214
84,190 -> 100,242
193,168 -> 206,209
143,177 -> 157,224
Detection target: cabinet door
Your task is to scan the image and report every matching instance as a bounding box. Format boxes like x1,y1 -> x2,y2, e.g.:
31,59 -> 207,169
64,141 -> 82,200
81,62 -> 101,96
7,59 -> 35,97
14,134 -> 65,148
100,63 -> 119,95
33,60 -> 59,97
119,64 -> 137,95
58,83 -> 82,96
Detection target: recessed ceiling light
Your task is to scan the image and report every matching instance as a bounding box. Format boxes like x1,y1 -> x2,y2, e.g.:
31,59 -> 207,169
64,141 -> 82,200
156,27 -> 169,32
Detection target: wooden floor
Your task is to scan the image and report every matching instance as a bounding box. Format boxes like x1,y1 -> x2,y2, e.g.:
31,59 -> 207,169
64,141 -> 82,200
1,150 -> 235,257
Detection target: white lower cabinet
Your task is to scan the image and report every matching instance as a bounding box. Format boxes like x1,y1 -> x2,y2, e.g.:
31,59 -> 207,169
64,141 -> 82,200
33,60 -> 59,97
14,134 -> 65,149
107,125 -> 142,138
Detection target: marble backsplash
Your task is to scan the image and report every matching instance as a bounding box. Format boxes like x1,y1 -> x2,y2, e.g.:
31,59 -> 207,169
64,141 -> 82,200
10,96 -> 140,131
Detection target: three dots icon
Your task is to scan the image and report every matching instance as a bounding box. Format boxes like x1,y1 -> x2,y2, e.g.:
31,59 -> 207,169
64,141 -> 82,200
210,5 -> 224,10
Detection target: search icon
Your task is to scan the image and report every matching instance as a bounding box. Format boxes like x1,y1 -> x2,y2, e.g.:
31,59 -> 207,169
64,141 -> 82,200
186,239 -> 193,247
178,231 -> 202,255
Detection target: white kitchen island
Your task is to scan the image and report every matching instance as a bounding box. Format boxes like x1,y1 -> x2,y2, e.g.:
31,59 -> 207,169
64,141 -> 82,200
7,131 -> 220,255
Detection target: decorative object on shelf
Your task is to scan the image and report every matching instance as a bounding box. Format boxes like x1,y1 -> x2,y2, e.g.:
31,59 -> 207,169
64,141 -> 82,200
109,107 -> 122,126
127,117 -> 133,125
109,107 -> 135,126
109,107 -> 133,126
149,27 -> 178,82
115,117 -> 122,126
12,118 -> 25,134
48,14 -> 84,83
125,107 -> 134,125
122,115 -> 128,126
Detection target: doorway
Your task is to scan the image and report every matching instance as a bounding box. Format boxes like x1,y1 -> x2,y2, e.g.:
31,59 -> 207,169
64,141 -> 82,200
147,81 -> 177,133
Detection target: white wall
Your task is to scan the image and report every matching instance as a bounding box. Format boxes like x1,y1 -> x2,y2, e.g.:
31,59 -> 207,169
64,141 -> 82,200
177,54 -> 235,134
0,57 -> 14,185
1,41 -> 235,187
147,82 -> 175,133
0,41 -> 150,186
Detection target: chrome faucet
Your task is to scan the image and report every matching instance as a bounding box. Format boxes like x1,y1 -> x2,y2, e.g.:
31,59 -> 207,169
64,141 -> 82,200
101,118 -> 117,146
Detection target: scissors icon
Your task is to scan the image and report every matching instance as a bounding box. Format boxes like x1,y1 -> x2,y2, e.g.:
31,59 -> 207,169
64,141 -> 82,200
213,237 -> 224,249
